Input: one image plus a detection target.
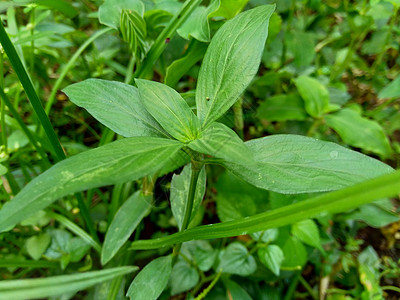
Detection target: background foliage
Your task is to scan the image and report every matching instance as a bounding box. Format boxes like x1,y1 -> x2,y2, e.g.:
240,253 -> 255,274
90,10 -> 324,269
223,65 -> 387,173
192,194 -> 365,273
0,0 -> 399,299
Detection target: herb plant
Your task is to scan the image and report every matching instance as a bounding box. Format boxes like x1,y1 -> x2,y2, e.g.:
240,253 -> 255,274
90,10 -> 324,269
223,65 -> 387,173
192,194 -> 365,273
0,1 -> 400,299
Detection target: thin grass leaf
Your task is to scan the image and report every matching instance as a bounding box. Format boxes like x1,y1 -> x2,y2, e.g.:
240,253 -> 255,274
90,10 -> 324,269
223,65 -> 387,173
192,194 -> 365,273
130,169 -> 400,250
0,266 -> 137,300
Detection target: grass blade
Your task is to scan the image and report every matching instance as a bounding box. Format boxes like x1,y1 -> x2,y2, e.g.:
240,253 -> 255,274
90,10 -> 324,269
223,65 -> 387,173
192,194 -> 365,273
0,21 -> 64,161
130,169 -> 400,250
0,266 -> 137,300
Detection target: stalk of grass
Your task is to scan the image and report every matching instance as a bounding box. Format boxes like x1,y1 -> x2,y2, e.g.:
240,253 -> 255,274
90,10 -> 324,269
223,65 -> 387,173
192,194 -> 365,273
130,0 -> 202,82
44,27 -> 112,115
0,88 -> 51,168
0,21 -> 64,160
0,21 -> 99,242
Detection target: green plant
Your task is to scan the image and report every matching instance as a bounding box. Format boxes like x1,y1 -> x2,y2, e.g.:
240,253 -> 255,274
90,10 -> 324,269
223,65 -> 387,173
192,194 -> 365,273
0,2 -> 399,299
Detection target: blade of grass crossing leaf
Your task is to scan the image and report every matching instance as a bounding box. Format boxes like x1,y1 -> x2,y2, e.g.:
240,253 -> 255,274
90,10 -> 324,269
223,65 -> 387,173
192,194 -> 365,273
130,169 -> 400,249
0,266 -> 137,300
46,211 -> 102,254
0,21 -> 65,161
131,0 -> 202,81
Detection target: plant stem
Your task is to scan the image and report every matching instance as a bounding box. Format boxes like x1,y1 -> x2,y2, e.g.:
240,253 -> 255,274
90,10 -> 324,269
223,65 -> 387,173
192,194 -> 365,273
0,51 -> 7,155
0,21 -> 98,243
0,21 -> 65,161
283,271 -> 301,300
172,160 -> 202,262
130,0 -> 202,82
370,5 -> 399,76
45,27 -> 112,115
298,275 -> 318,300
233,97 -> 244,139
0,88 -> 51,168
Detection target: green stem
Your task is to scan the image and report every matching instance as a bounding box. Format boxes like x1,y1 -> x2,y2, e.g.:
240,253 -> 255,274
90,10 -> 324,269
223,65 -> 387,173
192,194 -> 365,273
46,211 -> 101,254
194,270 -> 222,300
172,160 -> 202,262
0,52 -> 7,155
233,97 -> 244,139
298,275 -> 318,300
0,21 -> 99,242
0,21 -> 64,161
283,271 -> 301,300
370,5 -> 399,75
45,27 -> 112,115
29,6 -> 35,74
0,88 -> 51,167
130,0 -> 202,82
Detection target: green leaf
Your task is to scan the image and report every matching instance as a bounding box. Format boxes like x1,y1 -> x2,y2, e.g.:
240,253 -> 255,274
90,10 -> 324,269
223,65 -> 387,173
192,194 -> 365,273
188,122 -> 253,164
0,137 -> 183,232
224,134 -> 392,193
136,79 -> 200,142
281,236 -> 307,268
31,0 -> 78,18
44,229 -> 91,269
170,260 -> 199,295
102,191 -> 152,265
292,219 -> 323,252
215,171 -> 269,222
26,233 -> 51,261
378,76 -> 400,99
181,241 -> 217,272
99,0 -> 145,30
196,5 -> 275,127
0,163 -> 7,176
0,266 -> 137,300
177,0 -> 219,42
344,201 -> 400,228
224,279 -> 252,300
286,31 -> 316,68
294,76 -> 329,118
63,79 -> 166,138
127,255 -> 172,299
120,9 -> 147,61
129,168 -> 400,250
210,0 -> 249,19
258,245 -> 284,276
165,40 -> 208,88
256,94 -> 307,122
325,108 -> 392,157
217,242 -> 256,276
170,164 -> 206,230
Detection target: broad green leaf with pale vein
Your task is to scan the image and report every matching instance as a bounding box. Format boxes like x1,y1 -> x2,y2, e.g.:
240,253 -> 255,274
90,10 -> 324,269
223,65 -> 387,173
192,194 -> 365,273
170,164 -> 206,230
102,191 -> 152,265
129,169 -> 400,250
127,255 -> 172,299
325,108 -> 392,158
0,137 -> 183,232
0,266 -> 137,300
188,122 -> 253,164
224,134 -> 392,193
196,5 -> 275,127
63,79 -> 167,138
136,79 -> 200,142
